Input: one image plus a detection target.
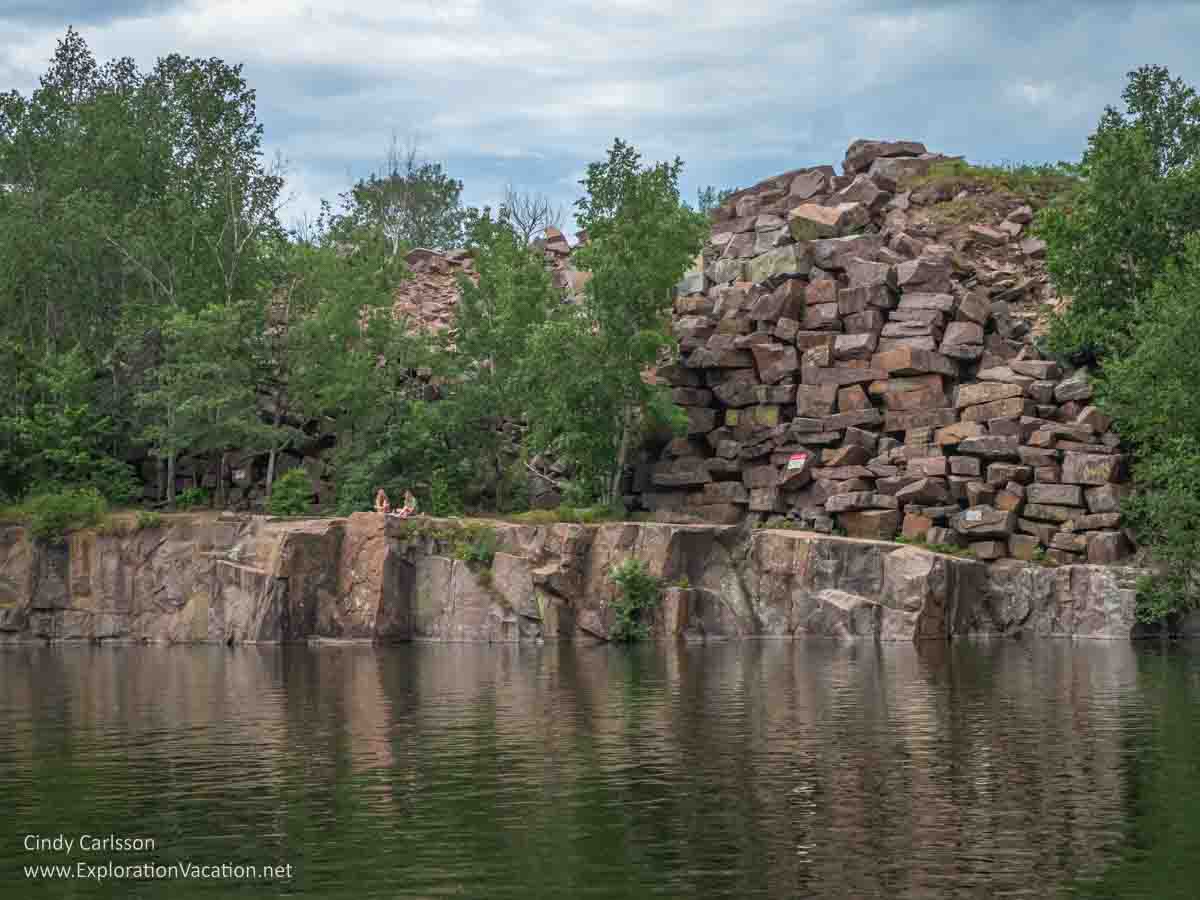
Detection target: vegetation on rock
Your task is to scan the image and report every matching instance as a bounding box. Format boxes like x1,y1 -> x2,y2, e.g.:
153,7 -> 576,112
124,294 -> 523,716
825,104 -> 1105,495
608,558 -> 661,642
1041,65 -> 1200,620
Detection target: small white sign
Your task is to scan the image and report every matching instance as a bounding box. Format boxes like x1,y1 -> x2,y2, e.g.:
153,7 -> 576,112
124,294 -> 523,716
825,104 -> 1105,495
787,453 -> 809,471
964,510 -> 982,522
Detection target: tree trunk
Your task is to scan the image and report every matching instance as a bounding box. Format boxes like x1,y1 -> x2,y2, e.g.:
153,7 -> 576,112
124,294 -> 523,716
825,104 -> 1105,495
265,397 -> 284,499
218,451 -> 228,509
609,407 -> 632,508
166,452 -> 176,510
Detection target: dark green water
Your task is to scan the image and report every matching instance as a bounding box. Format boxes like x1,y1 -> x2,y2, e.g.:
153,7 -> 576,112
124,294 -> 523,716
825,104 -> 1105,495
2,640 -> 1198,899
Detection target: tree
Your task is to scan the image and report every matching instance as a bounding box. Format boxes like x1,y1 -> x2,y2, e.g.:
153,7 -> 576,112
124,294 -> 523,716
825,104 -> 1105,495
1041,65 -> 1200,360
452,212 -> 561,507
1043,67 -> 1200,621
0,29 -> 285,503
695,184 -> 736,214
500,185 -> 564,244
261,211 -> 405,497
522,139 -> 708,503
1096,238 -> 1200,621
136,301 -> 275,508
330,136 -> 466,255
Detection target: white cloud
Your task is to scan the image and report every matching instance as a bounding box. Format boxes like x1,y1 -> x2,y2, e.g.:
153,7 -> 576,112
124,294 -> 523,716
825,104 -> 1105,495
3,0 -> 1200,223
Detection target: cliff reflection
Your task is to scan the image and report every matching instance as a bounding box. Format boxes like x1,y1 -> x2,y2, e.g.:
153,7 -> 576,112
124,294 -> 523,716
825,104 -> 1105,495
1,639 -> 1191,900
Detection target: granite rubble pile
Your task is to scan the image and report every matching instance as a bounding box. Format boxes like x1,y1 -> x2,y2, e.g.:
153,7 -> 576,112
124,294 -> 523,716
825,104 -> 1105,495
635,140 -> 1131,566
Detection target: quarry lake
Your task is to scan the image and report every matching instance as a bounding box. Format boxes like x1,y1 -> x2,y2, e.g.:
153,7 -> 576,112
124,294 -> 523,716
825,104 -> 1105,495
2,640 -> 1198,899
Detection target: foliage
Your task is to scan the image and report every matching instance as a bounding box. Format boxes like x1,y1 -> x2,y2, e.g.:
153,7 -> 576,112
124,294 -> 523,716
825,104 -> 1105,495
901,158 -> 1076,204
522,139 -> 709,501
174,487 -> 209,510
267,468 -> 312,516
1040,65 -> 1200,361
329,137 -> 466,255
694,185 -> 737,214
608,557 -> 661,642
0,344 -> 139,502
759,515 -> 802,531
511,503 -> 623,525
136,510 -> 163,530
1046,68 -> 1200,621
18,487 -> 108,541
453,522 -> 498,569
1097,240 -> 1200,620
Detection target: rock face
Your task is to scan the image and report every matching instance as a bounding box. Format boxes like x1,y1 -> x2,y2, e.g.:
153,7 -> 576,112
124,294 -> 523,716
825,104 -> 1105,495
0,515 -> 1154,644
635,139 -> 1133,569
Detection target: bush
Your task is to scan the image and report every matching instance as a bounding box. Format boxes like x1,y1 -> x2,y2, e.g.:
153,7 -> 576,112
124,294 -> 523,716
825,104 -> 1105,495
21,487 -> 108,541
452,522 -> 497,568
175,486 -> 209,510
267,469 -> 312,517
608,557 -> 661,642
136,510 -> 164,530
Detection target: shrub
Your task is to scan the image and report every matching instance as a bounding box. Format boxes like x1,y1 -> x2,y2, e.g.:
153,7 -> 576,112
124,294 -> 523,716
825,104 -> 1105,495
453,522 -> 497,568
608,557 -> 661,642
21,487 -> 108,541
267,469 -> 312,516
136,510 -> 164,530
175,486 -> 209,510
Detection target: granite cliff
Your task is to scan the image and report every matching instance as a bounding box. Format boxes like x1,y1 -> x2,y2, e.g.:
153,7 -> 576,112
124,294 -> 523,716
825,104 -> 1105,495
0,513 -> 1169,644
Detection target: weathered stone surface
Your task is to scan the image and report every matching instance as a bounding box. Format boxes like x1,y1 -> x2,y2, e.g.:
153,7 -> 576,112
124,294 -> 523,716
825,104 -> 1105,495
810,235 -> 883,270
795,383 -> 838,417
1062,452 -> 1125,486
958,436 -> 1020,459
1026,483 -> 1084,507
1087,531 -> 1132,564
1023,503 -> 1081,524
803,365 -> 890,387
872,347 -> 958,377
883,408 -> 958,433
788,202 -> 870,241
841,510 -> 901,541
653,459 -> 712,487
751,343 -> 799,384
955,382 -> 1024,408
1055,372 -> 1094,403
952,505 -> 1016,538
959,397 -> 1036,423
834,332 -> 879,360
1086,484 -> 1129,514
746,244 -> 812,283
844,139 -> 928,175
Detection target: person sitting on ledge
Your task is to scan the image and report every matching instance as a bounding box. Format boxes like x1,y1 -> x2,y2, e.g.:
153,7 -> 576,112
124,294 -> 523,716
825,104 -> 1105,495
391,490 -> 418,520
374,488 -> 391,515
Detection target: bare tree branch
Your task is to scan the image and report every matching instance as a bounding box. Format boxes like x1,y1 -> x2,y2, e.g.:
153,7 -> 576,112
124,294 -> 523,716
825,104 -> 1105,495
502,185 -> 564,244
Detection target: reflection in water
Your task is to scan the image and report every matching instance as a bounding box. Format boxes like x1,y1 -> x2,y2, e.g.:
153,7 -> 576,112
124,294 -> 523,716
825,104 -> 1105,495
1,640 -> 1197,899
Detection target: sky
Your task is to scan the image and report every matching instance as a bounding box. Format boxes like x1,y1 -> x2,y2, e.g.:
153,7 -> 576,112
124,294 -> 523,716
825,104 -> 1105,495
3,0 -> 1199,233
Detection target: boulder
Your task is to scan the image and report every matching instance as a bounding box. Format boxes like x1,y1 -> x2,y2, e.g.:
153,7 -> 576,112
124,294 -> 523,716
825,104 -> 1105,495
788,202 -> 870,241
952,505 -> 1016,539
843,139 -> 928,175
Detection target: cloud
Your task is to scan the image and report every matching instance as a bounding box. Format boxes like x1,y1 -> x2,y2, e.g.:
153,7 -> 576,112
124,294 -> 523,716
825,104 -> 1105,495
2,0 -> 1200,227
0,0 -> 184,28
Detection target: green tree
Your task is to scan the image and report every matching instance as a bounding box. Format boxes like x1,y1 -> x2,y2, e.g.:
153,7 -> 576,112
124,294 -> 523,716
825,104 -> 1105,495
330,137 -> 466,255
1097,237 -> 1200,621
523,139 -> 708,503
451,212 -> 561,508
0,29 -> 284,503
695,184 -> 736,214
136,301 -> 275,508
1041,65 -> 1200,360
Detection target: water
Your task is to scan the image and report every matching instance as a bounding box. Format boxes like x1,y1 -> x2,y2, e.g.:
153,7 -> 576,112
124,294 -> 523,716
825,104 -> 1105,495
1,640 -> 1198,899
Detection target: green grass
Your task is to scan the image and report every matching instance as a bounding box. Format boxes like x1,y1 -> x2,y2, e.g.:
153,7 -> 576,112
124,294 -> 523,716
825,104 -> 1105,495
902,159 -> 1078,206
511,503 -> 625,525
